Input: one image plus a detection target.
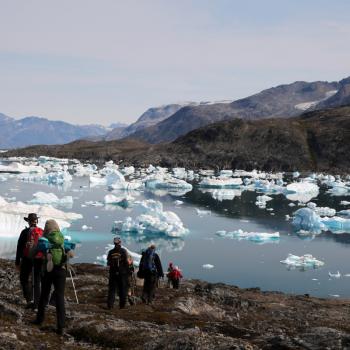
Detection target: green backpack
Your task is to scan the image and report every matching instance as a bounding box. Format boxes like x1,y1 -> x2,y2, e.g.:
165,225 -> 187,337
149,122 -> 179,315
47,230 -> 66,267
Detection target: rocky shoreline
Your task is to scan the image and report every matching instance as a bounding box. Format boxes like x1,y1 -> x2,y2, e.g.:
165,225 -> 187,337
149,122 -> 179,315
1,259 -> 350,349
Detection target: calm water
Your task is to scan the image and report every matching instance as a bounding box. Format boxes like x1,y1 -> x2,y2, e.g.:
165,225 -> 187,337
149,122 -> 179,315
1,175 -> 350,298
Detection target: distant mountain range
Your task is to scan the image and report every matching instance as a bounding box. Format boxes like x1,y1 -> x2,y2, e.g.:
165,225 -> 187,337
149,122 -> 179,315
125,80 -> 343,143
2,75 -> 350,150
0,114 -> 120,149
6,105 -> 350,172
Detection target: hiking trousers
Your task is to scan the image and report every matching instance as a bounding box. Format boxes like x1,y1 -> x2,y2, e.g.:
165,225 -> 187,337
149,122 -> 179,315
142,271 -> 158,303
20,257 -> 43,307
36,267 -> 66,331
107,271 -> 128,309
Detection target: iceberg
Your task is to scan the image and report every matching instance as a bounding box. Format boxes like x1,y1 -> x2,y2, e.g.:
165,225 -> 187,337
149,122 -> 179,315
145,174 -> 192,190
285,182 -> 319,203
202,264 -> 214,269
104,193 -> 135,207
0,162 -> 46,174
280,254 -> 324,269
0,196 -> 82,237
329,271 -> 341,278
198,177 -> 242,188
341,201 -> 350,206
293,208 -> 350,234
216,229 -> 280,243
255,195 -> 273,208
195,208 -> 211,216
306,202 -> 336,217
28,192 -> 73,207
199,188 -> 242,201
112,199 -> 189,238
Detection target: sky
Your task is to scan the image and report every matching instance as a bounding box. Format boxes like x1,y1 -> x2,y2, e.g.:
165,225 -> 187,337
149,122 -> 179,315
0,0 -> 349,125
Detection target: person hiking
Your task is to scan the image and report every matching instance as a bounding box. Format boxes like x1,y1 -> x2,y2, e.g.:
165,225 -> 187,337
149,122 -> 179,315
33,219 -> 72,335
139,244 -> 163,305
107,237 -> 129,309
167,263 -> 183,289
15,213 -> 44,310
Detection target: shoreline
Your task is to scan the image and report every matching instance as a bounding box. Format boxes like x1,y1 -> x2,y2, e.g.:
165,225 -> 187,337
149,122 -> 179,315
1,258 -> 350,349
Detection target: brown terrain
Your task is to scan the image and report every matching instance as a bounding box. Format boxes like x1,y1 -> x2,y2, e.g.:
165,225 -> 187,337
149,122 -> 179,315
4,106 -> 350,173
1,259 -> 350,349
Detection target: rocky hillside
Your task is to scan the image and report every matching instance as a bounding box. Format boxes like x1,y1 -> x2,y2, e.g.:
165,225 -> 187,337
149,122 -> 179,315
127,80 -> 340,143
5,106 -> 350,173
316,77 -> 350,109
0,114 -> 112,149
1,259 -> 350,349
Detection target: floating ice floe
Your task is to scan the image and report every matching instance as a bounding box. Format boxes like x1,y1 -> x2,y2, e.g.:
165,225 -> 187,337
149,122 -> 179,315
0,196 -> 82,237
255,195 -> 273,208
81,225 -> 92,231
28,192 -> 73,207
195,208 -> 211,217
280,254 -> 324,269
145,173 -> 192,191
293,171 -> 300,178
202,264 -> 214,269
293,207 -> 350,234
198,177 -> 242,188
285,182 -> 319,203
174,200 -> 184,205
216,229 -> 280,243
199,188 -> 242,201
74,164 -> 97,177
306,202 -> 336,217
0,162 -> 46,174
340,201 -> 350,206
328,271 -> 341,278
104,193 -> 135,207
112,199 -> 189,237
338,210 -> 350,217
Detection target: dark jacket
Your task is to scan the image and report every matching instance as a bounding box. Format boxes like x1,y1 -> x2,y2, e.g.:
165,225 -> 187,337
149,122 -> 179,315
16,227 -> 30,266
139,249 -> 164,278
107,246 -> 129,275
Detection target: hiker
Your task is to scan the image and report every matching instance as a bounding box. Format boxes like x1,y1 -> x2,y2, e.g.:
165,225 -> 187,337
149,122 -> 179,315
33,219 -> 72,335
139,244 -> 163,305
15,213 -> 44,310
127,253 -> 136,306
167,263 -> 183,289
107,237 -> 129,309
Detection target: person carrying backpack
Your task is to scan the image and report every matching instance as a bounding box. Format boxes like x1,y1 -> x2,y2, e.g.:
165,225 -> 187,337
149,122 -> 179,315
107,237 -> 129,309
167,263 -> 183,289
33,219 -> 72,335
15,213 -> 44,310
139,244 -> 163,305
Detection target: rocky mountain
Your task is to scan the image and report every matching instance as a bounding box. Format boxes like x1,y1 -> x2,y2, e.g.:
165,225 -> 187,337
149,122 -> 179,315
0,114 -> 112,149
127,80 -> 340,143
315,77 -> 350,109
6,106 -> 350,173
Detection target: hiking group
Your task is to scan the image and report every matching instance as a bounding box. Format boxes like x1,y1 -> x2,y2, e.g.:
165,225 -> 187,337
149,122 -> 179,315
16,213 -> 183,335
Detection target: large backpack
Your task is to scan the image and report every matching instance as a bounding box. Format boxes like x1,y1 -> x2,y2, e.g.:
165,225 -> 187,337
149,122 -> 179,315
47,230 -> 67,267
23,227 -> 43,259
143,249 -> 156,273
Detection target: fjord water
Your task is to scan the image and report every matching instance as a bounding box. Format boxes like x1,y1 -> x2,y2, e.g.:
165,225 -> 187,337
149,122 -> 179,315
1,176 -> 350,298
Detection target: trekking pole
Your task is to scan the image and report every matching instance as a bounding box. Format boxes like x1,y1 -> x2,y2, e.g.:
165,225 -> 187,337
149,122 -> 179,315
68,266 -> 79,304
32,265 -> 35,304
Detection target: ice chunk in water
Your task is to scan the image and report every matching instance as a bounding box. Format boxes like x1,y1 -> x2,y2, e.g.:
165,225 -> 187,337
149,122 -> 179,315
199,177 -> 242,188
202,264 -> 214,269
292,208 -> 325,233
306,202 -> 336,217
255,195 -> 273,208
216,229 -> 279,243
112,199 -> 189,237
341,201 -> 350,206
280,254 -> 324,269
104,193 -> 135,207
0,162 -> 45,173
195,209 -> 211,216
328,271 -> 341,278
285,182 -> 319,203
29,192 -> 73,207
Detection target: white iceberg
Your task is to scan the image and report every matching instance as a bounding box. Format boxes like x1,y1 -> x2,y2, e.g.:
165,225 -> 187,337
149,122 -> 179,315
0,162 -> 46,174
280,254 -> 324,269
285,182 -> 319,203
341,201 -> 350,206
0,196 -> 82,238
306,202 -> 336,217
104,193 -> 135,207
216,229 -> 280,243
28,192 -> 73,207
199,188 -> 242,201
329,271 -> 341,278
195,208 -> 211,216
112,199 -> 189,238
202,264 -> 214,269
255,195 -> 273,208
199,177 -> 242,188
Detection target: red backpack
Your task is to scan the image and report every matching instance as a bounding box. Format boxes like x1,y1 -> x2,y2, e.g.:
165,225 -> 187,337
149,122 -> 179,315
23,227 -> 44,259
